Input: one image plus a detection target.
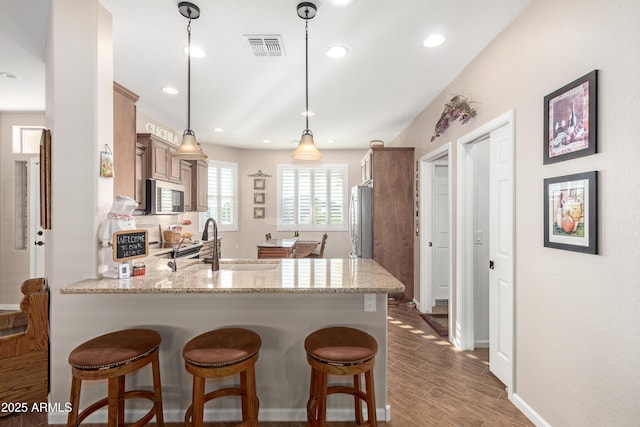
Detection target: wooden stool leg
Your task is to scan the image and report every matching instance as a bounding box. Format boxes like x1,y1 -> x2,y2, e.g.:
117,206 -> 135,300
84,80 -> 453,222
353,373 -> 364,424
240,369 -> 248,421
67,376 -> 82,427
316,370 -> 328,427
151,352 -> 165,426
107,377 -> 119,427
244,364 -> 259,427
364,369 -> 377,427
191,375 -> 205,427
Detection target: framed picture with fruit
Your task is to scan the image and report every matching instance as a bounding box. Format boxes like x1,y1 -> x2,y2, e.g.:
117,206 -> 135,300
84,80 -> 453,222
544,171 -> 597,254
543,70 -> 597,164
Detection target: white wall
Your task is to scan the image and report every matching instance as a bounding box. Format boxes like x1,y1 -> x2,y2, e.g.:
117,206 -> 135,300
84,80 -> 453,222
0,112 -> 44,304
391,0 -> 640,424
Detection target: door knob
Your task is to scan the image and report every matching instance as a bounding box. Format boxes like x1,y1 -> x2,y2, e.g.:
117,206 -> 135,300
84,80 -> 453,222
37,231 -> 43,236
428,242 -> 433,247
489,260 -> 494,270
35,241 -> 45,246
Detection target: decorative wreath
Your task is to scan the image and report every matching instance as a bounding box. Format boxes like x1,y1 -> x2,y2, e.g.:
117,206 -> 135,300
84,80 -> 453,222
430,95 -> 477,142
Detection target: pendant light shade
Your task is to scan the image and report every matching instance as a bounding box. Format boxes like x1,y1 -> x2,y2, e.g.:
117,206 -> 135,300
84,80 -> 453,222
173,2 -> 207,160
291,129 -> 322,160
292,2 -> 322,160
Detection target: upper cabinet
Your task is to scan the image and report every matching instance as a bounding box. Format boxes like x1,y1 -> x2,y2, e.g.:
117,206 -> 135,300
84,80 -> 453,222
137,133 -> 208,212
113,82 -> 139,200
138,133 -> 182,184
194,160 -> 208,212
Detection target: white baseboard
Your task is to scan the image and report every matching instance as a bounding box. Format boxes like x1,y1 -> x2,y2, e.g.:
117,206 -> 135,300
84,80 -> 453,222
474,339 -> 489,348
49,406 -> 390,424
0,304 -> 20,310
511,393 -> 551,427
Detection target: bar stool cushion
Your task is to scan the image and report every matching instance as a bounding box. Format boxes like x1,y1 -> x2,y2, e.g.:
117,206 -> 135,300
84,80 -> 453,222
68,329 -> 161,370
183,327 -> 262,368
305,326 -> 378,366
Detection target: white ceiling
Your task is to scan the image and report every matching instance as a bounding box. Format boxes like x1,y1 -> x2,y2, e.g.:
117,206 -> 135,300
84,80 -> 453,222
0,0 -> 530,151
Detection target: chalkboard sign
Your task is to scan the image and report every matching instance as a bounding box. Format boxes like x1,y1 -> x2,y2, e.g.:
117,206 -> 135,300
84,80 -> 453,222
112,229 -> 148,261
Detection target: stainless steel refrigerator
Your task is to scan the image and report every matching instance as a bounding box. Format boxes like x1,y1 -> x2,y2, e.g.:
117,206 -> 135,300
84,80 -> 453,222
348,185 -> 373,258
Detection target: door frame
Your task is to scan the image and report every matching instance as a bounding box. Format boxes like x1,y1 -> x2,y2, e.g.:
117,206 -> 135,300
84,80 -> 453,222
456,110 -> 515,395
418,142 -> 452,319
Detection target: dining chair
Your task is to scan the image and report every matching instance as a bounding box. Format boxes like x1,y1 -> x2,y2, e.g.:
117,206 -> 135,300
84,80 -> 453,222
293,241 -> 320,258
307,233 -> 328,258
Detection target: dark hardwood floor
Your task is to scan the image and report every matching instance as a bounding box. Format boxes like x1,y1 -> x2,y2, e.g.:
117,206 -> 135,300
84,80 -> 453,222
0,304 -> 531,426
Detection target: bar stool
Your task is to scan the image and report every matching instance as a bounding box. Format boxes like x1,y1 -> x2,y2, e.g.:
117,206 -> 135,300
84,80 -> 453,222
304,326 -> 378,427
183,327 -> 261,427
67,329 -> 164,427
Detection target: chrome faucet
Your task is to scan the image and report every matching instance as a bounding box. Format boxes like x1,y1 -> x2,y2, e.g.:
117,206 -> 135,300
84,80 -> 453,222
167,236 -> 191,272
201,217 -> 219,271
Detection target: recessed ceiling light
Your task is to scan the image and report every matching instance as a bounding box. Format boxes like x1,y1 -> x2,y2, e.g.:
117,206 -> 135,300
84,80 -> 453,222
326,46 -> 348,59
214,128 -> 224,133
302,110 -> 315,117
161,87 -> 179,95
184,45 -> 205,58
262,139 -> 271,143
326,139 -> 335,143
423,34 -> 446,48
0,72 -> 17,79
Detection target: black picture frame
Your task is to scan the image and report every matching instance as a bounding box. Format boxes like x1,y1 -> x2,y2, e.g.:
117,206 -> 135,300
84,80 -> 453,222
544,171 -> 597,254
543,70 -> 597,164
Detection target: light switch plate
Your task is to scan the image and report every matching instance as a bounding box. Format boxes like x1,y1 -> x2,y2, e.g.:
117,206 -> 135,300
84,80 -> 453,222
364,293 -> 376,312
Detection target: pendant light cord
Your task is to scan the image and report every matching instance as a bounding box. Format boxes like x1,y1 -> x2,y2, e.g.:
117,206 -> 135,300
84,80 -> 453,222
187,17 -> 192,131
304,11 -> 309,131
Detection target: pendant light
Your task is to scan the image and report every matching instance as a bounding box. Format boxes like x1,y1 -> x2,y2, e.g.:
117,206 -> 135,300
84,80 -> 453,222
291,2 -> 323,160
173,2 -> 207,160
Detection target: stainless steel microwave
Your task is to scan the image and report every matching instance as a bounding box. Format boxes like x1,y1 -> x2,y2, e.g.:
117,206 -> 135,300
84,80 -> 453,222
145,179 -> 185,215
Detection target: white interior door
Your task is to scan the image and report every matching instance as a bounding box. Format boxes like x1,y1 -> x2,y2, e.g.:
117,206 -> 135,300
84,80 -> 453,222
432,163 -> 449,302
29,157 -> 45,278
489,124 -> 513,385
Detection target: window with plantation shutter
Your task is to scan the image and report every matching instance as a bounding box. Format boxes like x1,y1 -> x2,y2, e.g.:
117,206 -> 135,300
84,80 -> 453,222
277,164 -> 347,231
202,161 -> 238,231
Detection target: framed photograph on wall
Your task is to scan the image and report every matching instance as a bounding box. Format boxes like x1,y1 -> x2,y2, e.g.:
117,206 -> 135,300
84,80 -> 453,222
543,70 -> 597,164
253,178 -> 265,190
544,171 -> 597,254
254,192 -> 265,204
253,207 -> 265,219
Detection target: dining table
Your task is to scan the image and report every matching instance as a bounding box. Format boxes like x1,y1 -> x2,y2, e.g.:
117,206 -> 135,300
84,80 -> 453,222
256,238 -> 319,259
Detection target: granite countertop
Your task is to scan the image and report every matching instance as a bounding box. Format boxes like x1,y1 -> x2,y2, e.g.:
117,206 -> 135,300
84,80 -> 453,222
60,258 -> 405,295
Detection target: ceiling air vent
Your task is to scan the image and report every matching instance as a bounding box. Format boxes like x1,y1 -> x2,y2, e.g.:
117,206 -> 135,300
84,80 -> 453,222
244,35 -> 285,57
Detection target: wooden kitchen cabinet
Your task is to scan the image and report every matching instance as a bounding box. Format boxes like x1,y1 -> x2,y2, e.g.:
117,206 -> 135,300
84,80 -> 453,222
134,142 -> 148,211
137,133 -> 181,182
113,82 -> 139,199
369,147 -> 415,301
148,136 -> 169,181
168,146 -> 182,184
181,159 -> 208,212
136,133 -> 208,212
181,160 -> 193,212
194,160 -> 208,212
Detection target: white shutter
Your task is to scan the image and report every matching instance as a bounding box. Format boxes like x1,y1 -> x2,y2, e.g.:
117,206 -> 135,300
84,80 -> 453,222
206,161 -> 238,231
277,164 -> 348,231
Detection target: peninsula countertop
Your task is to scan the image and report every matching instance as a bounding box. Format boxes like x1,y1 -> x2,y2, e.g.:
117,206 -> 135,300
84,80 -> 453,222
60,258 -> 405,294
